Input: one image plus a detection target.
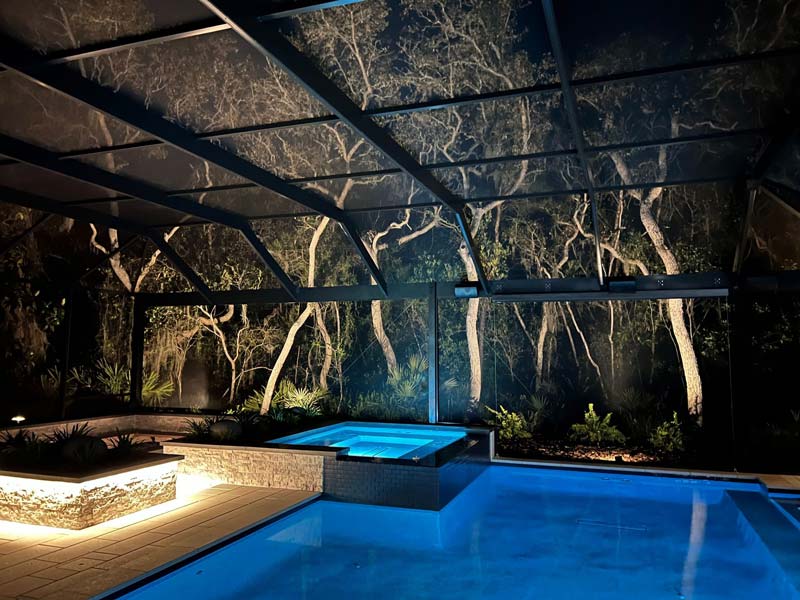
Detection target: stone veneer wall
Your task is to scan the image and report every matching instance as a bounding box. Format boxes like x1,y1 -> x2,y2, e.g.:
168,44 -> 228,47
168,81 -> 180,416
0,460 -> 178,530
162,442 -> 325,492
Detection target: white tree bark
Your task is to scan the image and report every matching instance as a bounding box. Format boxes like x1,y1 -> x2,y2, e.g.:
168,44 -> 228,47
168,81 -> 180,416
610,145 -> 704,423
259,217 -> 330,413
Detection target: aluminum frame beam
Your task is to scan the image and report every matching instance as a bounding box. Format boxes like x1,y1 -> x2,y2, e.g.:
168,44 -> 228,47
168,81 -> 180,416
14,127 -> 767,198
0,35 -> 383,296
0,32 -> 788,169
732,182 -> 757,274
541,0 -> 604,286
0,186 -> 214,302
134,272 -> 732,308
0,1 -> 365,74
0,132 -> 299,299
65,172 -> 746,228
760,180 -> 800,219
197,0 -> 491,293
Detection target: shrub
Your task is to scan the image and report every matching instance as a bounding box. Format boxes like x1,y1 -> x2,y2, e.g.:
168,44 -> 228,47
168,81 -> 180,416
486,405 -> 532,442
182,416 -> 222,440
649,412 -> 684,456
242,387 -> 265,413
141,372 -> 174,405
96,359 -> 128,395
47,423 -> 94,445
569,403 -> 626,447
608,388 -> 659,444
107,430 -> 148,456
276,380 -> 327,417
525,395 -> 551,433
0,429 -> 45,463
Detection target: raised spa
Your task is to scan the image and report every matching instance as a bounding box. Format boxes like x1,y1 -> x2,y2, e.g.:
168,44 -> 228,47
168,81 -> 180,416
269,422 -> 468,460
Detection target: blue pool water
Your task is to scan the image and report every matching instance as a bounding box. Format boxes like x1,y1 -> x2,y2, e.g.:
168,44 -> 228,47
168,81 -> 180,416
269,422 -> 468,459
118,466 -> 800,599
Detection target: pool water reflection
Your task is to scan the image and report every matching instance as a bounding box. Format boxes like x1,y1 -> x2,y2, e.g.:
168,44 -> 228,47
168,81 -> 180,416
119,466 -> 799,599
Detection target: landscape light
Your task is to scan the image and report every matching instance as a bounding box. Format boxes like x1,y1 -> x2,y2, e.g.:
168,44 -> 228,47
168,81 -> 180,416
11,415 -> 25,424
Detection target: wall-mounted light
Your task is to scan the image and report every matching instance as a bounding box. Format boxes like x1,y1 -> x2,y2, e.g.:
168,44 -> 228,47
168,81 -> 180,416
11,415 -> 25,424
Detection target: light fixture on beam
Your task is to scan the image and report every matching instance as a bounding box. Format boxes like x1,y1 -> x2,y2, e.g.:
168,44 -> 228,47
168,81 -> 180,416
454,283 -> 479,298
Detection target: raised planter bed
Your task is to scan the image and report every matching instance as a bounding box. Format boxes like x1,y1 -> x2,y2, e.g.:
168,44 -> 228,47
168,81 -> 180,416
0,453 -> 182,529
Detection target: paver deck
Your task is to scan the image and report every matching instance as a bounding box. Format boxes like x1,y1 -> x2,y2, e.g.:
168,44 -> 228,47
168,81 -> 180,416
0,485 -> 317,600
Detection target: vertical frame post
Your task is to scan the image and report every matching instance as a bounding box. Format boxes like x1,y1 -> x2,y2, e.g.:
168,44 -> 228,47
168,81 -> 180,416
732,183 -> 757,274
58,285 -> 75,419
129,296 -> 147,407
427,282 -> 439,424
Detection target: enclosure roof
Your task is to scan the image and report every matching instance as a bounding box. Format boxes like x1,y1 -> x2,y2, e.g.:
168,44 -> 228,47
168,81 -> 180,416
0,0 -> 798,301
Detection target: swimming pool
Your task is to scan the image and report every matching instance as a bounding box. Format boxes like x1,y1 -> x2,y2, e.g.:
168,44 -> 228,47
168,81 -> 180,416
113,466 -> 800,599
269,422 -> 468,459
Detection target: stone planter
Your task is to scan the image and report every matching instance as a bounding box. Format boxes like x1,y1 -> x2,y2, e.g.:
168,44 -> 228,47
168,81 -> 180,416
0,454 -> 182,530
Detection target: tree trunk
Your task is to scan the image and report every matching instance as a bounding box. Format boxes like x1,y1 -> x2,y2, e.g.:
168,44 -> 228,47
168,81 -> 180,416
260,217 -> 330,413
458,244 -> 483,411
260,304 -> 315,413
535,304 -> 551,390
370,300 -> 398,373
315,304 -> 334,388
610,146 -> 704,423
639,198 -> 703,422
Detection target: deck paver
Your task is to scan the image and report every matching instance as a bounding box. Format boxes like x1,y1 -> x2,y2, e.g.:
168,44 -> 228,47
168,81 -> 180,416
0,484 -> 317,600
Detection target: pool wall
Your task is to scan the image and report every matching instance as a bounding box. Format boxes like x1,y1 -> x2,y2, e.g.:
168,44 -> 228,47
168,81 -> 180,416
322,430 -> 492,509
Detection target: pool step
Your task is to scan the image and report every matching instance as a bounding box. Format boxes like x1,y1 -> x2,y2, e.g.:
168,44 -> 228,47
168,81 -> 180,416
728,490 -> 800,593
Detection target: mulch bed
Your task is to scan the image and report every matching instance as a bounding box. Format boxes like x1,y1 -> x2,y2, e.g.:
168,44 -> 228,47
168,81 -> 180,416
498,438 -> 660,464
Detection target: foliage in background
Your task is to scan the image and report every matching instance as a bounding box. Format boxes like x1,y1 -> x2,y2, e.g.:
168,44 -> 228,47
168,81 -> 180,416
607,389 -> 661,445
569,404 -> 626,447
486,405 -> 531,443
274,380 -> 328,417
649,412 -> 684,456
347,354 -> 428,422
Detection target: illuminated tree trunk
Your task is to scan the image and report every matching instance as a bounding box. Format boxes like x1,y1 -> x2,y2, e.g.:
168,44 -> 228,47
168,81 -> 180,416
639,196 -> 703,423
610,145 -> 704,424
371,300 -> 398,374
459,245 -> 483,411
260,217 -> 330,413
535,304 -> 551,389
315,304 -> 334,389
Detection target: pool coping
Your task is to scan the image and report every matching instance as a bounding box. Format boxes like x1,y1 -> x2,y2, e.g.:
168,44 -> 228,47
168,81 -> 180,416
93,492 -> 321,600
491,455 -> 776,491
266,421 -> 490,467
0,453 -> 183,483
